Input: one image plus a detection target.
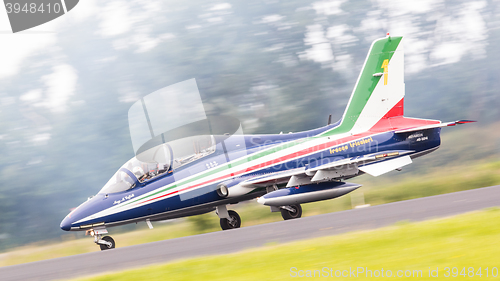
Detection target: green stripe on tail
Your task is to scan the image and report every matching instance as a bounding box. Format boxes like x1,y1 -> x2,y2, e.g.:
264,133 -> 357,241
322,36 -> 402,136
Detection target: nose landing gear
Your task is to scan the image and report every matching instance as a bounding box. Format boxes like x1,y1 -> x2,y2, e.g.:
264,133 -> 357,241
98,236 -> 115,250
86,227 -> 115,250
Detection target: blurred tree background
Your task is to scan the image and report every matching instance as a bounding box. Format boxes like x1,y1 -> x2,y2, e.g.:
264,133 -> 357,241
0,0 -> 499,251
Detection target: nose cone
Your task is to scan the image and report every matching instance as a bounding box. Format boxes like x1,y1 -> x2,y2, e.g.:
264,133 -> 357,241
60,216 -> 72,231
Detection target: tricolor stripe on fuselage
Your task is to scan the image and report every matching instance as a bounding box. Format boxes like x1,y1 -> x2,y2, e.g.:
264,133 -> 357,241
75,130 -> 367,224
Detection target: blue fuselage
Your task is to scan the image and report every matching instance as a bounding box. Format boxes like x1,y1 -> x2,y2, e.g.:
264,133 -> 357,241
60,126 -> 440,231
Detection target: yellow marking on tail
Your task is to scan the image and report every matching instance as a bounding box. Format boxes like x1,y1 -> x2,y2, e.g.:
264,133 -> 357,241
381,59 -> 389,85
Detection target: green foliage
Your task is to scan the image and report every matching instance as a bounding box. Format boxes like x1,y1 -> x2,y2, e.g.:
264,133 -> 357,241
186,213 -> 219,234
358,160 -> 500,206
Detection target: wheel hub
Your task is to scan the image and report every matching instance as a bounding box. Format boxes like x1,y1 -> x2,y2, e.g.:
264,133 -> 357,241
228,216 -> 238,227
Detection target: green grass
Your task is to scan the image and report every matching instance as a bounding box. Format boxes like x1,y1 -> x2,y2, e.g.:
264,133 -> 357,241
73,208 -> 500,281
359,160 -> 500,204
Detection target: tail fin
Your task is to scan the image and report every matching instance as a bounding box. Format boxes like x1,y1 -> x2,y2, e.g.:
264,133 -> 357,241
324,36 -> 405,136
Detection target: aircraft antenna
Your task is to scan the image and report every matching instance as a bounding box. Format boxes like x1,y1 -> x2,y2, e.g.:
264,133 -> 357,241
327,114 -> 332,125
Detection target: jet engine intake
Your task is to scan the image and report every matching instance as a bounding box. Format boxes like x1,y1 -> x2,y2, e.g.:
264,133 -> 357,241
216,178 -> 255,198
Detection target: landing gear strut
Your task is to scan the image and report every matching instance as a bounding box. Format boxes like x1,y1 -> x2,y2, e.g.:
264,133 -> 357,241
98,236 -> 115,250
216,205 -> 241,230
280,204 -> 302,220
86,227 -> 115,251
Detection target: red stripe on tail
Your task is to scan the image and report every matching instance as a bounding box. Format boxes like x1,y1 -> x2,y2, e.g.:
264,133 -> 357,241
382,98 -> 404,118
369,97 -> 440,132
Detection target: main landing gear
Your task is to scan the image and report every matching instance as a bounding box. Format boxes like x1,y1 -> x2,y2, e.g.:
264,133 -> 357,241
216,205 -> 241,230
269,204 -> 303,220
86,227 -> 115,251
264,185 -> 303,221
215,203 -> 302,231
280,204 -> 302,220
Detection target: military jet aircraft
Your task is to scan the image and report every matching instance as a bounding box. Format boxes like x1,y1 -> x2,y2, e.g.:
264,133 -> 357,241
60,35 -> 474,250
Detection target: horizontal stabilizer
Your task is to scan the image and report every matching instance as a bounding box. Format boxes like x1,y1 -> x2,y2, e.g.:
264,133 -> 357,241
359,155 -> 412,177
395,120 -> 477,134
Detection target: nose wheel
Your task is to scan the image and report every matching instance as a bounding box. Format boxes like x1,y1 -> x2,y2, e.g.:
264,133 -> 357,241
87,227 -> 116,251
99,236 -> 115,250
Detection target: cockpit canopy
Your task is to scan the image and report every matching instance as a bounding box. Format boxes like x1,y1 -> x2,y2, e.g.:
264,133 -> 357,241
98,135 -> 216,194
99,79 -> 244,195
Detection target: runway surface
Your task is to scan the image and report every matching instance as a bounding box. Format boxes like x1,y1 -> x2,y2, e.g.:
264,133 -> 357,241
2,185 -> 500,281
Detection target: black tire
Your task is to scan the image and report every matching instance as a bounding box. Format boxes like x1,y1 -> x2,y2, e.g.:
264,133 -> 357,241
99,236 -> 115,251
220,210 -> 241,230
281,204 -> 302,220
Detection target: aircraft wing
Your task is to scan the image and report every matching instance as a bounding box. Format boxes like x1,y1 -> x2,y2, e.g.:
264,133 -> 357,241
238,150 -> 414,188
395,120 -> 476,134
238,167 -> 306,187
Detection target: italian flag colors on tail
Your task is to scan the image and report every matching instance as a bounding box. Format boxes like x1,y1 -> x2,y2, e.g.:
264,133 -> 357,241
322,36 -> 404,136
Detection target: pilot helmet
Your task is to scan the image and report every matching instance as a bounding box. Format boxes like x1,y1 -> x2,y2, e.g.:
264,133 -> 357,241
132,166 -> 144,178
